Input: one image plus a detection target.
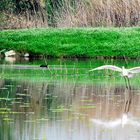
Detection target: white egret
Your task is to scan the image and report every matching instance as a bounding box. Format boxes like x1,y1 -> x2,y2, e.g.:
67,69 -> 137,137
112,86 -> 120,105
89,65 -> 140,78
89,65 -> 137,115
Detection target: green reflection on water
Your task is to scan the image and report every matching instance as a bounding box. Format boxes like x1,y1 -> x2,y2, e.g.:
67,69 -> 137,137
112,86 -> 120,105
0,59 -> 140,84
0,59 -> 140,140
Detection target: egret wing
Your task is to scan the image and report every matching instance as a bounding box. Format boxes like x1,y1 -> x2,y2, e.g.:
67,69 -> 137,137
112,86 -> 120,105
128,66 -> 140,73
89,65 -> 122,72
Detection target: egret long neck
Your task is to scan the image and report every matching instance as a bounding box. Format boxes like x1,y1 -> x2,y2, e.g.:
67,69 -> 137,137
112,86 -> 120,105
122,66 -> 125,70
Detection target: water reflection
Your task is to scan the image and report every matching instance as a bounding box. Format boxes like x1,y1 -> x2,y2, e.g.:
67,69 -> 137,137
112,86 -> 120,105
0,77 -> 140,140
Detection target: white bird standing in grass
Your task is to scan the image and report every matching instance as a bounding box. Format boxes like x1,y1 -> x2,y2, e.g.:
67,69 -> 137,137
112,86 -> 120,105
89,65 -> 140,78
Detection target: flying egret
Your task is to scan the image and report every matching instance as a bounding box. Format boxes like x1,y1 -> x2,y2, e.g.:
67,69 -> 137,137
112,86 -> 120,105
89,65 -> 140,78
89,65 -> 136,115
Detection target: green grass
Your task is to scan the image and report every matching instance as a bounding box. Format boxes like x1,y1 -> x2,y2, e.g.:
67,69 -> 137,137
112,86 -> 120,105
1,27 -> 140,58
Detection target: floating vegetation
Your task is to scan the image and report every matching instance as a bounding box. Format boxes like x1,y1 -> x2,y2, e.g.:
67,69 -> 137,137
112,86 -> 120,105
0,98 -> 12,101
71,113 -> 87,120
24,89 -> 29,91
0,108 -> 11,111
50,106 -> 68,113
33,138 -> 48,140
3,117 -> 13,121
16,93 -> 30,97
0,111 -> 25,114
80,99 -> 93,102
0,87 -> 8,90
80,105 -> 96,109
24,120 -> 36,123
0,59 -> 140,140
19,105 -> 30,108
5,85 -> 14,87
11,101 -> 22,104
36,118 -> 49,121
12,97 -> 23,100
50,109 -> 67,113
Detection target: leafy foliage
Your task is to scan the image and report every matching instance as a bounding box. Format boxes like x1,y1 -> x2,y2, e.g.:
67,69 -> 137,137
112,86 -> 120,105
1,28 -> 140,58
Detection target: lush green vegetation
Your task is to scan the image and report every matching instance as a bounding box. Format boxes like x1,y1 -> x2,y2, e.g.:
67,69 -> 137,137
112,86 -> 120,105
1,27 -> 140,58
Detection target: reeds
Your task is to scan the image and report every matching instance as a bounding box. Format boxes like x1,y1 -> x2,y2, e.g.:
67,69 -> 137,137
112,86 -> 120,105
54,0 -> 140,27
1,0 -> 140,28
0,11 -> 48,29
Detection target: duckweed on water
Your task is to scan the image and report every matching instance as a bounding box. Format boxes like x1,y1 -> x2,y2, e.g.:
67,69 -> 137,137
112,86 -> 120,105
80,105 -> 96,109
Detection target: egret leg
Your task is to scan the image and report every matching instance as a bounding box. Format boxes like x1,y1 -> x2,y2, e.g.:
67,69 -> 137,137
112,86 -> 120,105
123,77 -> 132,113
124,77 -> 128,89
124,100 -> 128,113
127,77 -> 131,91
127,99 -> 132,113
124,98 -> 132,113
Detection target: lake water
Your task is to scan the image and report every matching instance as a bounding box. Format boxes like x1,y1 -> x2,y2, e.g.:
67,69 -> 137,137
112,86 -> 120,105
0,58 -> 140,140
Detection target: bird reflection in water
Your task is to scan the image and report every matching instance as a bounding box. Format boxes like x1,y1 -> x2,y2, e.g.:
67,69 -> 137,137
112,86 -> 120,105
89,65 -> 139,127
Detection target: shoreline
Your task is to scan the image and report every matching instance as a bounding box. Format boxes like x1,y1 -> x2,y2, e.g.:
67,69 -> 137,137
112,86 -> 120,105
1,27 -> 140,59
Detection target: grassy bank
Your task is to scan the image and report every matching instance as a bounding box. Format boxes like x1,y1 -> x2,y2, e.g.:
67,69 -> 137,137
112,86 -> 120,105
0,27 -> 140,58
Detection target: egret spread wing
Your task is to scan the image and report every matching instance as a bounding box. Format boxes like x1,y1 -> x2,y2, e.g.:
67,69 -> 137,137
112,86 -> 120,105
128,66 -> 140,73
89,65 -> 122,72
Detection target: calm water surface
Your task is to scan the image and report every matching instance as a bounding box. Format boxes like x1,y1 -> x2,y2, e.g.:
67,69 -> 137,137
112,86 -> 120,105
0,58 -> 140,140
